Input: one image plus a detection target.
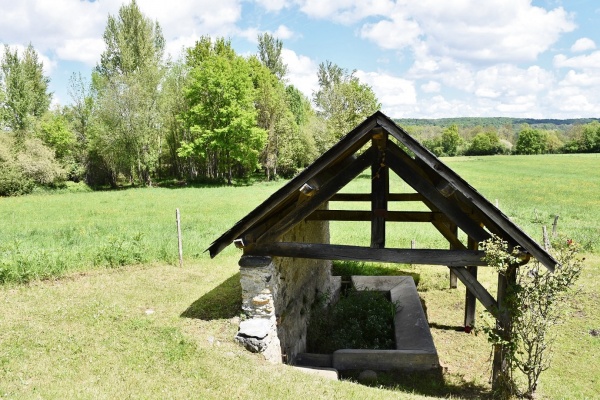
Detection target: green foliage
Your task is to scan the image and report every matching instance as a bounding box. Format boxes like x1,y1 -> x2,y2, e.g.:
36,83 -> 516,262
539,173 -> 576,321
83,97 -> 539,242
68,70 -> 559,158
181,38 -> 266,184
563,121 -> 600,153
38,107 -> 77,160
422,124 -> 462,157
515,126 -> 546,155
314,60 -> 380,142
0,44 -> 51,133
480,235 -> 583,398
0,163 -> 34,196
92,0 -> 165,186
465,131 -> 506,156
257,33 -> 287,80
15,138 -> 66,185
307,289 -> 396,353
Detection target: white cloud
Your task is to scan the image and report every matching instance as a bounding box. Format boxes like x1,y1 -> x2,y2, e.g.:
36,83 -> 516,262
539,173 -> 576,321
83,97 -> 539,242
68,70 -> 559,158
282,48 -> 319,97
554,51 -> 600,69
421,81 -> 441,93
559,70 -> 600,87
360,12 -> 421,50
0,0 -> 245,64
355,70 -> 417,112
254,0 -> 289,13
358,0 -> 575,64
297,0 -> 394,24
571,38 -> 596,53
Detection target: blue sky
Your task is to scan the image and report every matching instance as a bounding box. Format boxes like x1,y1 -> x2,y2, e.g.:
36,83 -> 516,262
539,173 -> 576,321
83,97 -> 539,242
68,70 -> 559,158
1,0 -> 599,119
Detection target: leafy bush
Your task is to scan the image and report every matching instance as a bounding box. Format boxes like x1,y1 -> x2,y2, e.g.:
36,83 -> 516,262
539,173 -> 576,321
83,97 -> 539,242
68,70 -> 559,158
0,163 -> 34,196
307,289 -> 396,353
16,138 -> 66,185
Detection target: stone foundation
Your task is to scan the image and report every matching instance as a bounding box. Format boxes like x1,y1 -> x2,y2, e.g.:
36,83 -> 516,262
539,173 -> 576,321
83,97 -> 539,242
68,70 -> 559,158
235,205 -> 331,363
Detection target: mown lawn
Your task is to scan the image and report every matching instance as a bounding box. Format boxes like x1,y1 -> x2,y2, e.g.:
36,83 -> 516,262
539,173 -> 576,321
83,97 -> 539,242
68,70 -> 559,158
1,153 -> 599,398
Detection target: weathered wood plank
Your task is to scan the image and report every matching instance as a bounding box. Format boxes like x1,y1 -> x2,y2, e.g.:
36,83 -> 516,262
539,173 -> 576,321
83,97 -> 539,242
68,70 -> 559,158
331,193 -> 424,202
377,115 -> 557,271
207,117 -> 378,258
386,142 -> 490,242
248,242 -> 488,266
449,266 -> 498,317
306,210 -> 442,222
371,128 -> 388,249
256,147 -> 376,244
464,238 -> 479,327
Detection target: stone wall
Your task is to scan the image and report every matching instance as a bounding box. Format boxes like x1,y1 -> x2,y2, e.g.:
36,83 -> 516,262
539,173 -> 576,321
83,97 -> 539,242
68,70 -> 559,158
235,205 -> 332,364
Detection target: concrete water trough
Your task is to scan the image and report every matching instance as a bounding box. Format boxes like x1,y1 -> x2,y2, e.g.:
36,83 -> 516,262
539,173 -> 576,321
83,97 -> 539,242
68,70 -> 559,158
296,275 -> 439,372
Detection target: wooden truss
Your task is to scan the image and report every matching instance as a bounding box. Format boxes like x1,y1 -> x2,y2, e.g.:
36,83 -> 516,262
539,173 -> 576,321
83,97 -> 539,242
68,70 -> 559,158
208,111 -> 557,327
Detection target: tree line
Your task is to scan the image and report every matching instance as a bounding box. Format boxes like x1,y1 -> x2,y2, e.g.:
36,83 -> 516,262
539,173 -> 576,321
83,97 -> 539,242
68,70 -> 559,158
1,0 -> 598,197
0,0 -> 379,195
404,119 -> 600,157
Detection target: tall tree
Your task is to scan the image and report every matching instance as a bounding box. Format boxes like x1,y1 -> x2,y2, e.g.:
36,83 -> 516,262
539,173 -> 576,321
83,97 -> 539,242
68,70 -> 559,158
313,61 -> 380,143
257,33 -> 287,80
180,38 -> 266,184
92,0 -> 165,186
0,44 -> 51,133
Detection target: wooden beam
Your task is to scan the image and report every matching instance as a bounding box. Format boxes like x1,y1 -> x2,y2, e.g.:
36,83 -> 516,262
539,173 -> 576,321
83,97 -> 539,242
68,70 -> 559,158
385,142 -> 490,242
464,237 -> 479,327
208,117 -> 378,258
377,115 -> 557,272
371,128 -> 388,249
331,193 -> 424,202
247,242 -> 488,267
449,266 -> 498,317
448,222 -> 459,289
256,147 -> 376,244
306,210 -> 443,222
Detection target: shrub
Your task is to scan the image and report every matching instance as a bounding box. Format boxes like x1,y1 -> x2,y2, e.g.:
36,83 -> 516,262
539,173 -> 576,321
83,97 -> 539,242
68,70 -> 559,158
307,289 -> 396,353
16,138 -> 66,185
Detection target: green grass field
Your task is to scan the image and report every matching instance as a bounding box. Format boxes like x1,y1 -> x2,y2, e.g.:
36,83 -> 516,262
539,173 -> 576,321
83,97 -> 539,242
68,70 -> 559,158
0,153 -> 599,398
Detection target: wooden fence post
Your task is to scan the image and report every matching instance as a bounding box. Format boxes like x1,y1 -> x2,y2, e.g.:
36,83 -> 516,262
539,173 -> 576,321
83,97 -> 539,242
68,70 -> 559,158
552,215 -> 559,237
176,208 -> 183,267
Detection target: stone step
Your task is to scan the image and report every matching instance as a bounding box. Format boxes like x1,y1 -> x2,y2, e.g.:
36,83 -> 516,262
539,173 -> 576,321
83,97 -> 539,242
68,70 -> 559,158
291,366 -> 338,380
295,353 -> 333,368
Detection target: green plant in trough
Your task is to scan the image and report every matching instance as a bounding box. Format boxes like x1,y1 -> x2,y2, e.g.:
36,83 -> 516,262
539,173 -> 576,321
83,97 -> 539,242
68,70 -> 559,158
307,289 -> 397,353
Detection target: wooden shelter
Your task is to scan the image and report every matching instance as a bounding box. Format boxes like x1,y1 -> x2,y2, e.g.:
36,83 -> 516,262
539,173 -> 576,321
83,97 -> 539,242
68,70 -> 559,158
208,111 -> 557,381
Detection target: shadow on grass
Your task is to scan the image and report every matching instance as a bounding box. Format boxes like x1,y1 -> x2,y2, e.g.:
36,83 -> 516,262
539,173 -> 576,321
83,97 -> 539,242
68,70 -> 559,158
181,272 -> 242,320
341,368 -> 491,399
429,322 -> 466,332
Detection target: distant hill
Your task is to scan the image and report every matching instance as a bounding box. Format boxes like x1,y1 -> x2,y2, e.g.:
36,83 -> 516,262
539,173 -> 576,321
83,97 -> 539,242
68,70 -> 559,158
394,117 -> 600,130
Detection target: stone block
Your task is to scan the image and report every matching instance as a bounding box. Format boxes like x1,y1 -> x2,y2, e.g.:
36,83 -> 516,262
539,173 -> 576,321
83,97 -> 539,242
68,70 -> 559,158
291,366 -> 338,380
332,349 -> 439,371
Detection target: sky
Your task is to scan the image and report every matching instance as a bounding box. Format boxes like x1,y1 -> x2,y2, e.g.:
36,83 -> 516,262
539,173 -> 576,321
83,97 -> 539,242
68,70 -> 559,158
1,0 -> 599,119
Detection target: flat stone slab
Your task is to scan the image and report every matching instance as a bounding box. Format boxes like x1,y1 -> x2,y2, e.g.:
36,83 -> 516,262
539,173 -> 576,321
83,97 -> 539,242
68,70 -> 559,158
390,277 -> 436,351
351,276 -> 411,292
237,318 -> 270,339
291,366 -> 339,380
333,349 -> 439,371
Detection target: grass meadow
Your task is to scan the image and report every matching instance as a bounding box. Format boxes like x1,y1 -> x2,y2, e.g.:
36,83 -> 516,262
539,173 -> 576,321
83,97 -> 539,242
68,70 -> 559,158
1,153 -> 599,398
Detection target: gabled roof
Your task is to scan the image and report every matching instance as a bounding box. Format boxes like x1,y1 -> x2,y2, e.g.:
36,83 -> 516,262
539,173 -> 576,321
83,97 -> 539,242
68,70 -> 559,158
208,111 -> 557,272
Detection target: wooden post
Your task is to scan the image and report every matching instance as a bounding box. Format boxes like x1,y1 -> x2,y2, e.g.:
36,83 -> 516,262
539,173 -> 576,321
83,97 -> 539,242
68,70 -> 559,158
464,237 -> 478,328
542,225 -> 550,251
552,215 -> 559,237
449,223 -> 458,289
371,128 -> 388,249
176,208 -> 183,268
492,264 -> 517,391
